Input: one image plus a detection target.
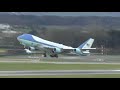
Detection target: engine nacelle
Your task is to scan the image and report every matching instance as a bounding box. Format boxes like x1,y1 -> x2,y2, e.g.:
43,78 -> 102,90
28,47 -> 35,51
24,49 -> 32,54
73,48 -> 83,55
53,48 -> 62,53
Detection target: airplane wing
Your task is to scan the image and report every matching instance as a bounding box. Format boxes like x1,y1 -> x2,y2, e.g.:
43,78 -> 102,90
34,37 -> 96,55
36,44 -> 74,53
35,41 -> 96,54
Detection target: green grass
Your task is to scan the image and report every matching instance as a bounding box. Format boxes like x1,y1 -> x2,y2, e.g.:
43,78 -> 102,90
1,74 -> 120,78
0,48 -> 7,53
0,63 -> 119,70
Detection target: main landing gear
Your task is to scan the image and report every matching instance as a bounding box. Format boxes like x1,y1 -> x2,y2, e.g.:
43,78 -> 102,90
43,52 -> 58,58
43,53 -> 47,57
50,54 -> 58,58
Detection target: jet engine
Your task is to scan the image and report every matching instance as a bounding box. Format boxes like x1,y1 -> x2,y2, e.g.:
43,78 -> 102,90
24,49 -> 32,54
53,48 -> 62,53
73,48 -> 83,55
28,47 -> 36,51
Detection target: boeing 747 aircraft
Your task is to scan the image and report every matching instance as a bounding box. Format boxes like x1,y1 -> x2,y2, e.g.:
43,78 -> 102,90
17,34 -> 96,58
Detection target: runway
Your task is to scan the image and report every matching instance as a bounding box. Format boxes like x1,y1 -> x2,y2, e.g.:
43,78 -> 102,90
0,60 -> 120,64
3,55 -> 120,63
1,70 -> 120,76
0,55 -> 120,77
1,55 -> 120,64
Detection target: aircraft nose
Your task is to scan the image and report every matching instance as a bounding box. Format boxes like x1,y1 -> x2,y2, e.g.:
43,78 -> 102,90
17,35 -> 23,41
17,36 -> 20,40
17,35 -> 24,45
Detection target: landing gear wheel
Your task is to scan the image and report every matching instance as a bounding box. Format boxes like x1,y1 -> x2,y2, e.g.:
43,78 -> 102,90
50,55 -> 53,57
50,54 -> 58,58
55,54 -> 58,58
43,53 -> 47,57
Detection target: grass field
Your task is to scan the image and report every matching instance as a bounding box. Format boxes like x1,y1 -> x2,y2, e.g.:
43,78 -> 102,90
0,48 -> 7,53
0,74 -> 120,78
0,55 -> 120,78
0,63 -> 119,70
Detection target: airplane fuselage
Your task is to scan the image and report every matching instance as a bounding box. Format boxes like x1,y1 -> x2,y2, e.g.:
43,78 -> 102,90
17,34 -> 96,57
17,34 -> 73,49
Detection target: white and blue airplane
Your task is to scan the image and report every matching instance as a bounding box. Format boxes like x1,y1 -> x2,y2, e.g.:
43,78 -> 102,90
17,34 -> 96,58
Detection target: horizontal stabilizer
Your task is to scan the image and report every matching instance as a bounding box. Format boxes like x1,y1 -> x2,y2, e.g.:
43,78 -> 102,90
81,48 -> 96,50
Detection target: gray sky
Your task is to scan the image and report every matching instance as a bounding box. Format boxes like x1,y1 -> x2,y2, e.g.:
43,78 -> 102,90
40,12 -> 120,17
2,12 -> 120,17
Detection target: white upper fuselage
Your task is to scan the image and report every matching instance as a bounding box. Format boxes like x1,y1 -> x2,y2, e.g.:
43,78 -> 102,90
17,34 -> 74,49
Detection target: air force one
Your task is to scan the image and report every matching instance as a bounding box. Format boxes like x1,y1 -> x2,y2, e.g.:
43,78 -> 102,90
17,34 -> 96,58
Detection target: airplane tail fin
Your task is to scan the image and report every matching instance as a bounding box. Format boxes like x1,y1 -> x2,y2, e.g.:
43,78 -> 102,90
78,38 -> 96,50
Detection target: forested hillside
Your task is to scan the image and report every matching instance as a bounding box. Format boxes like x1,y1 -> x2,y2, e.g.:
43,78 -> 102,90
0,14 -> 120,30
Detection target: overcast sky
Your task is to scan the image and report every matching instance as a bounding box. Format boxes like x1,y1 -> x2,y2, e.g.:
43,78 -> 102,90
2,12 -> 120,17
36,12 -> 120,17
